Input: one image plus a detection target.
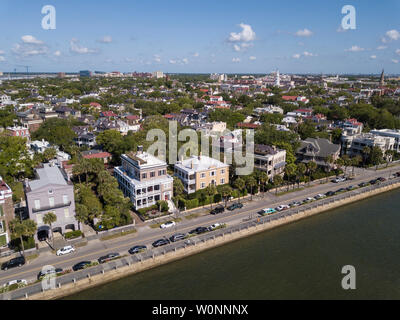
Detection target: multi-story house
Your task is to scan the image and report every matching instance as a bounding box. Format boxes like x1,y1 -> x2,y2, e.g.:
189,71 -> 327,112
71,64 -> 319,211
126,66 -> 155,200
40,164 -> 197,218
0,176 -> 13,247
254,144 -> 287,180
114,147 -> 173,210
6,124 -> 30,141
370,129 -> 400,153
296,138 -> 341,168
174,154 -> 229,194
341,132 -> 395,158
25,164 -> 79,240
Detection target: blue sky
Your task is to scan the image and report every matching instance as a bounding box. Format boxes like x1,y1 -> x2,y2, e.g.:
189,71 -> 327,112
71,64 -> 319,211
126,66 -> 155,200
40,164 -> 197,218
0,0 -> 399,74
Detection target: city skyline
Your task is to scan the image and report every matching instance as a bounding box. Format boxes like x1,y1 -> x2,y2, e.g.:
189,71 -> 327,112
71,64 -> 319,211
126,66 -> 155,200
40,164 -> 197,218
0,0 -> 400,74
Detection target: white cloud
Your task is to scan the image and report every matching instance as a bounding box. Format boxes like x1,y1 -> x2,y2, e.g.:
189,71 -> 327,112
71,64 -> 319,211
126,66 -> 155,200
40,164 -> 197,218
54,50 -> 61,57
229,23 -> 256,42
292,53 -> 301,59
392,59 -> 399,64
386,30 -> 400,41
0,56 -> 5,62
295,28 -> 313,37
153,54 -> 161,63
396,49 -> 400,55
370,55 -> 377,59
21,35 -> 44,45
193,52 -> 199,57
377,46 -> 387,50
232,57 -> 240,63
303,51 -> 317,57
97,35 -> 112,43
169,59 -> 177,64
182,58 -> 189,64
233,44 -> 241,52
249,56 -> 256,60
345,45 -> 365,52
70,38 -> 98,54
0,50 -> 4,55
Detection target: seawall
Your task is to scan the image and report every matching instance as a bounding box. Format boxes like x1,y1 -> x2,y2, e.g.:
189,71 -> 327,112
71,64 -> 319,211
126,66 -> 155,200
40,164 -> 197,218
21,180 -> 400,300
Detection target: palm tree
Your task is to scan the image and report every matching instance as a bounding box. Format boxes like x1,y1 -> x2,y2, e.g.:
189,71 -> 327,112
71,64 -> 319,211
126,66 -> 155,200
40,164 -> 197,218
233,178 -> 245,203
325,155 -> 335,182
246,177 -> 257,201
9,219 -> 37,257
362,146 -> 371,166
258,171 -> 268,197
284,164 -> 297,191
296,163 -> 306,188
205,184 -> 217,210
43,212 -> 57,249
306,161 -> 317,186
219,185 -> 233,207
342,155 -> 351,175
273,175 -> 283,195
335,157 -> 345,176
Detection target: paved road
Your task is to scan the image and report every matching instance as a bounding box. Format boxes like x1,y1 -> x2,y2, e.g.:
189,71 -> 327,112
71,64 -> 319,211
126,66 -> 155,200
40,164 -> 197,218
0,165 -> 398,288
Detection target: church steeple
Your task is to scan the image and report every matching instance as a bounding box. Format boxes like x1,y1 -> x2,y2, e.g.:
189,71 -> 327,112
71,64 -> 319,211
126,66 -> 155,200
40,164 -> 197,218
379,69 -> 385,86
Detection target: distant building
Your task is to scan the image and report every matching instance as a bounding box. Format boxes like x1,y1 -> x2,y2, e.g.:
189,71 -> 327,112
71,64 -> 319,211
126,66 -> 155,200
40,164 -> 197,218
25,164 -> 79,241
152,71 -> 164,79
341,132 -> 395,157
0,176 -> 13,247
6,124 -> 30,141
79,70 -> 92,77
174,154 -> 229,194
370,129 -> 400,153
114,147 -> 173,210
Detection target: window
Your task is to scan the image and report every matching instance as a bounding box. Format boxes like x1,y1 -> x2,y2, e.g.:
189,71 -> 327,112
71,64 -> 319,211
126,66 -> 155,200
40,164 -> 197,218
200,173 -> 206,178
142,173 -> 147,179
154,185 -> 160,191
34,200 -> 41,210
155,195 -> 160,201
150,171 -> 155,178
221,169 -> 225,174
48,189 -> 53,195
220,178 -> 225,184
64,208 -> 70,218
210,171 -> 216,177
201,182 -> 206,188
49,197 -> 55,207
0,205 -> 3,217
63,195 -> 69,205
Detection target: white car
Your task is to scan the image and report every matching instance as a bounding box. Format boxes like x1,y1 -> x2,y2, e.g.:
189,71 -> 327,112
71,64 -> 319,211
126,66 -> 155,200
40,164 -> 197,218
3,279 -> 27,287
304,197 -> 314,203
314,194 -> 327,200
160,221 -> 176,229
333,177 -> 346,183
209,223 -> 221,231
56,245 -> 75,256
276,205 -> 290,211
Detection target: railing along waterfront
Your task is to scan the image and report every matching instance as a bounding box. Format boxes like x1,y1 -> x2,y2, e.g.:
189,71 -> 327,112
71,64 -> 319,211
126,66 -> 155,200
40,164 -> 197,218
2,177 -> 400,300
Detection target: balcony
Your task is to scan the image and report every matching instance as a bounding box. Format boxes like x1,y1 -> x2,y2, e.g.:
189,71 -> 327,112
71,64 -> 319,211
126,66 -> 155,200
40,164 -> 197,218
32,201 -> 71,213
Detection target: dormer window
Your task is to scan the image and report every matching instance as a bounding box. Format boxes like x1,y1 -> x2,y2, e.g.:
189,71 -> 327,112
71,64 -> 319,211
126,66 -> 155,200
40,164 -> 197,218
48,189 -> 53,194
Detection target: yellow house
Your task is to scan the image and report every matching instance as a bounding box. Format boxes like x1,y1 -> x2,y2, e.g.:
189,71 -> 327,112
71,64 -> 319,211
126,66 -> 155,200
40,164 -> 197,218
174,155 -> 229,194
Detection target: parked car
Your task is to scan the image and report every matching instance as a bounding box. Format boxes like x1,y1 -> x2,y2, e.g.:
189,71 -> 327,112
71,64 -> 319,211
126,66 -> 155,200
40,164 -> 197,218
333,177 -> 346,183
325,191 -> 336,197
304,197 -> 314,203
370,179 -> 378,185
37,268 -> 63,280
209,223 -> 221,231
152,238 -> 170,247
314,194 -> 327,200
98,253 -> 120,264
128,245 -> 147,254
258,208 -> 276,215
276,205 -> 290,211
210,206 -> 225,215
189,227 -> 209,235
37,230 -> 49,242
358,182 -> 368,188
336,188 -> 347,193
1,256 -> 25,270
227,203 -> 243,211
169,233 -> 186,242
289,201 -> 302,207
72,261 -> 91,271
3,279 -> 27,287
160,221 -> 176,229
377,177 -> 387,182
346,185 -> 356,191
56,245 -> 75,256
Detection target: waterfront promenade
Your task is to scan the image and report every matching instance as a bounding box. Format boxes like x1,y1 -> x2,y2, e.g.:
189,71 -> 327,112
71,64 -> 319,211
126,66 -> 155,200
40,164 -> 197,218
0,165 -> 398,299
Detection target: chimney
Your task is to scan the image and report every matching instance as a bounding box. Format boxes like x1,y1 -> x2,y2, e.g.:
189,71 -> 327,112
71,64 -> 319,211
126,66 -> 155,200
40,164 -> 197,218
198,151 -> 202,160
137,145 -> 143,154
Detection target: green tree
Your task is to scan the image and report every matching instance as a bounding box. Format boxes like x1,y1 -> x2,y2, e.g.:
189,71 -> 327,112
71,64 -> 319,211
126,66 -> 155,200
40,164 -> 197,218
205,184 -> 217,210
9,219 -> 37,257
173,177 -> 185,197
306,161 -> 317,185
245,176 -> 257,201
273,175 -> 283,195
233,178 -> 245,203
43,212 -> 57,248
